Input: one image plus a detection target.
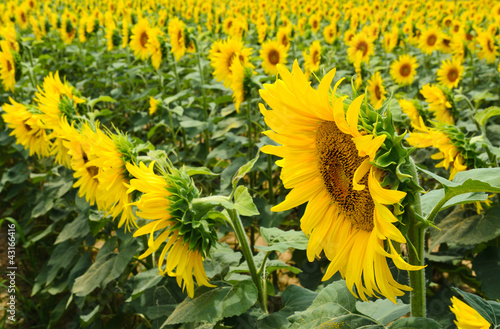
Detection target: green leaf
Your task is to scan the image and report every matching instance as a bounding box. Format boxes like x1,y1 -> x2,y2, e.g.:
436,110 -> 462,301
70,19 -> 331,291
184,166 -> 218,176
0,162 -> 30,192
126,268 -> 164,302
162,280 -> 258,326
421,189 -> 488,217
55,214 -> 90,244
430,207 -> 500,250
72,238 -> 139,296
256,285 -> 317,329
356,299 -> 410,326
257,227 -> 308,253
472,246 -> 500,300
88,95 -> 116,110
419,167 -> 500,192
288,281 -> 377,329
474,106 -> 500,129
266,260 -> 302,275
388,318 -> 442,328
232,152 -> 259,188
452,287 -> 500,326
233,185 -> 259,216
46,240 -> 79,285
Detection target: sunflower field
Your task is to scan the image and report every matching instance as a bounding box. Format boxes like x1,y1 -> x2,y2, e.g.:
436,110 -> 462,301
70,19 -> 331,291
2,0 -> 500,328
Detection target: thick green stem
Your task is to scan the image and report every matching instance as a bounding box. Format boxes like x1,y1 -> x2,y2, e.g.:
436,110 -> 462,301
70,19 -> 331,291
406,158 -> 426,318
227,209 -> 267,312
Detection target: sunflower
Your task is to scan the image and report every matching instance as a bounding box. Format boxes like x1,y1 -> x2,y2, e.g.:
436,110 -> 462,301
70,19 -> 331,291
61,121 -> 101,206
437,57 -> 464,89
477,31 -> 498,63
15,5 -> 29,30
60,16 -> 76,45
277,27 -> 291,51
419,27 -> 441,54
382,28 -> 398,53
390,54 -> 419,86
211,37 -> 253,88
147,27 -> 164,70
323,23 -> 338,44
2,98 -> 51,158
348,33 -> 374,63
0,41 -> 16,92
126,162 -> 216,298
407,119 -> 467,179
260,62 -> 423,302
168,16 -> 187,61
449,297 -> 490,329
130,18 -> 150,60
421,83 -> 454,125
308,14 -> 321,33
260,39 -> 287,76
149,97 -> 159,115
398,99 -> 422,128
303,40 -> 321,74
366,72 -> 386,109
121,19 -> 130,48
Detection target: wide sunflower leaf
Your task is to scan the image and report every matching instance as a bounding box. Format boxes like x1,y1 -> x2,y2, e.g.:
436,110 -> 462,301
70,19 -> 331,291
161,280 -> 258,326
429,207 -> 500,250
356,298 -> 410,326
474,106 -> 500,129
472,246 -> 500,300
256,285 -> 317,329
287,280 -> 380,329
388,318 -> 442,328
256,227 -> 308,253
452,287 -> 500,326
421,189 -> 488,217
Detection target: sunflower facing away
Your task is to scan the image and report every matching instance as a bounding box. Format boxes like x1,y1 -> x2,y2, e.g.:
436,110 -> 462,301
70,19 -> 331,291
259,39 -> 287,76
390,54 -> 419,86
260,61 -> 423,302
436,57 -> 464,89
126,161 -> 216,297
450,297 -> 490,329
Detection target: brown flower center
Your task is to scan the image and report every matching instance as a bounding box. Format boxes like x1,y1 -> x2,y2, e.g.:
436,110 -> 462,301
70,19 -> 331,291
399,63 -> 411,77
312,49 -> 320,65
356,40 -> 369,56
316,121 -> 374,231
374,84 -> 381,100
82,149 -> 99,181
268,49 -> 280,65
447,68 -> 458,82
140,31 -> 149,48
487,39 -> 494,52
312,20 -> 318,29
6,59 -> 12,72
427,34 -> 437,46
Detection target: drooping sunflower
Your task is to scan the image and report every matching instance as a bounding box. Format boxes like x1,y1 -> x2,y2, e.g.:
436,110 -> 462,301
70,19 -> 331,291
449,297 -> 490,329
168,16 -> 187,61
149,97 -> 159,115
2,98 -> 51,158
130,18 -> 151,60
398,99 -> 423,128
390,54 -> 419,86
366,72 -> 386,109
419,27 -> 441,54
0,41 -> 17,92
126,161 -> 217,298
229,58 -> 253,113
303,40 -> 321,73
436,57 -> 464,89
259,39 -> 287,76
347,33 -> 374,63
260,62 -> 423,302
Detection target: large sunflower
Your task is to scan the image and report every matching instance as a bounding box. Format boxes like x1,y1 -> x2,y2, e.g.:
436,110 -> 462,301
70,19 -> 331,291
260,62 -> 422,302
259,39 -> 287,76
130,18 -> 151,60
437,57 -> 464,89
390,54 -> 419,86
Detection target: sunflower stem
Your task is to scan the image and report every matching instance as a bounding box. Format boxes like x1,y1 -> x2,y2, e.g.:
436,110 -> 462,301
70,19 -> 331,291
193,38 -> 210,158
406,158 -> 426,318
227,209 -> 267,312
171,52 -> 181,93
